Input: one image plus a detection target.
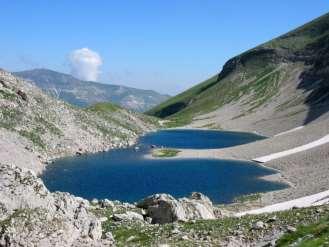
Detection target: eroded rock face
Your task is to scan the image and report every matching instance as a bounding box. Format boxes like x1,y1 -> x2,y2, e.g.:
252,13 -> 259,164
136,192 -> 216,224
0,163 -> 112,247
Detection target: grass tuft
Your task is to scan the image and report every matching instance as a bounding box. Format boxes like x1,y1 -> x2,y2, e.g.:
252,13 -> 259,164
152,148 -> 181,158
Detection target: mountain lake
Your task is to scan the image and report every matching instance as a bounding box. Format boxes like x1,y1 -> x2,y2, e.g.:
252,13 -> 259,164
41,129 -> 287,204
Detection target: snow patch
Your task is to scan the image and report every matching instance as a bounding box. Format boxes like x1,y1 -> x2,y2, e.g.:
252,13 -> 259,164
236,189 -> 329,216
253,134 -> 329,163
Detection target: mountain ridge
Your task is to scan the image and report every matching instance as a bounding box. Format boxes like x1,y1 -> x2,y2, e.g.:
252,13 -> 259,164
14,68 -> 170,112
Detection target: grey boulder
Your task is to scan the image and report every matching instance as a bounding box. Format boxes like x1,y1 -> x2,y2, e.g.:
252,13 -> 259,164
136,192 -> 216,224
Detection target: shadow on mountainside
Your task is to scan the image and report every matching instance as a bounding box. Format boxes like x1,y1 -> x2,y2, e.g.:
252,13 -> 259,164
297,33 -> 329,124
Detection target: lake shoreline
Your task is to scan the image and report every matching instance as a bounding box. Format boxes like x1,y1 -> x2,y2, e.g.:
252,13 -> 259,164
40,124 -> 326,208
42,129 -> 284,205
144,147 -> 292,207
173,119 -> 329,206
171,148 -> 295,206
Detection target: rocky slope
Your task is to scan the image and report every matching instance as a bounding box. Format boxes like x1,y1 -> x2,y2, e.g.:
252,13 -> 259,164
147,12 -> 329,135
0,69 -> 157,174
0,163 -> 113,246
14,68 -> 170,112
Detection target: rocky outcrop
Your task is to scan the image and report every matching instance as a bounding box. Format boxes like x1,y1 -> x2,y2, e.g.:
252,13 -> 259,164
136,192 -> 216,224
0,163 -> 113,246
137,194 -> 186,224
180,192 -> 217,220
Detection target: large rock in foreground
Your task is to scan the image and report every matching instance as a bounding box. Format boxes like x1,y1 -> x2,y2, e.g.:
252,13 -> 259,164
136,192 -> 216,224
0,163 -> 112,247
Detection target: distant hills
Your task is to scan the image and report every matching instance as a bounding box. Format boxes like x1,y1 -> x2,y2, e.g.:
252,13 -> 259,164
147,12 -> 329,135
14,69 -> 170,112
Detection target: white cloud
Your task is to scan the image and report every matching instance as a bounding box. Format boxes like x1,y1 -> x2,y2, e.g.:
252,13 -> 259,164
69,48 -> 102,81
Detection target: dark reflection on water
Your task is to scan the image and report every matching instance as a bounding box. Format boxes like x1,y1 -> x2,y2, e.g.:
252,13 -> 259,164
42,129 -> 286,204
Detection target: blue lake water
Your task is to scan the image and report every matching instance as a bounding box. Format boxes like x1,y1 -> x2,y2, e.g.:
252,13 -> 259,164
41,129 -> 287,204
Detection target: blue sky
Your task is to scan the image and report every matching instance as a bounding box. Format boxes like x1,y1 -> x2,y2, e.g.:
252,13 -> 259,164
1,1 -> 328,94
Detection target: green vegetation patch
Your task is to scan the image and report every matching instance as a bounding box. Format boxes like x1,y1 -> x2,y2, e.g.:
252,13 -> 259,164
147,63 -> 279,128
181,206 -> 329,245
94,207 -> 163,246
263,12 -> 329,51
19,129 -> 46,149
0,208 -> 46,231
242,69 -> 281,112
0,108 -> 22,130
0,89 -> 17,100
34,116 -> 63,136
87,102 -> 120,113
233,193 -> 261,203
0,209 -> 26,230
277,217 -> 329,246
110,223 -> 157,247
86,102 -> 140,134
152,148 -> 181,158
146,75 -> 219,119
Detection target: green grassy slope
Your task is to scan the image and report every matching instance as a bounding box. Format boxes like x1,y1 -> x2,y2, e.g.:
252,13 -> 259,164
87,102 -> 121,113
147,12 -> 329,127
277,216 -> 329,246
87,102 -> 160,134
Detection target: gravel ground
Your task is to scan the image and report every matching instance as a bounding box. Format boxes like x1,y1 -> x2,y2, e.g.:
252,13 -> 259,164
0,128 -> 45,174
